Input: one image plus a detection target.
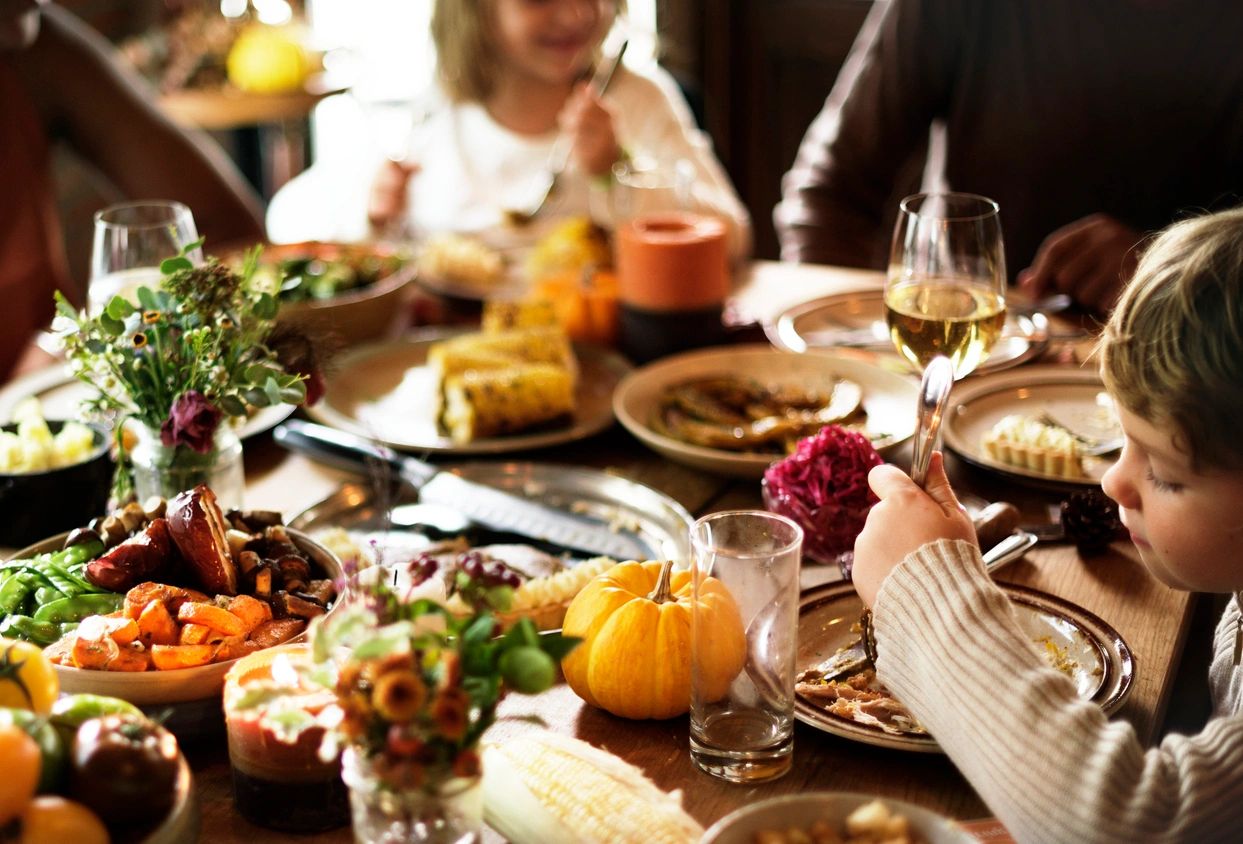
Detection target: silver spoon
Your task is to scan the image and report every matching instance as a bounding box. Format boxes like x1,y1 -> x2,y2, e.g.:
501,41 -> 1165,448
910,355 -> 956,487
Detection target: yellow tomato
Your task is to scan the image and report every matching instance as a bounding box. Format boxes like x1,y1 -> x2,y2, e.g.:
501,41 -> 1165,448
0,726 -> 41,825
18,797 -> 109,844
0,637 -> 58,714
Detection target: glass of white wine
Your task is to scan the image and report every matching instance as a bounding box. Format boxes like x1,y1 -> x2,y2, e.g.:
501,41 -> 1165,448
885,193 -> 1007,378
89,201 -> 201,313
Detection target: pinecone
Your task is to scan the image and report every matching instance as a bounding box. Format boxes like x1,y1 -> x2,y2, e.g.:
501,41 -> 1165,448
1060,489 -> 1125,555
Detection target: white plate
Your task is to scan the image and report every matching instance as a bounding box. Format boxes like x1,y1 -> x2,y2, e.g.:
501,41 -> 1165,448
305,328 -> 631,454
795,581 -> 1134,753
767,289 -> 1048,375
0,365 -> 295,440
702,792 -> 976,844
943,365 -> 1121,487
613,345 -> 919,478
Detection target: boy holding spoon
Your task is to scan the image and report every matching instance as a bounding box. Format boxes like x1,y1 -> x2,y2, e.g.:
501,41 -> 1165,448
853,206 -> 1243,842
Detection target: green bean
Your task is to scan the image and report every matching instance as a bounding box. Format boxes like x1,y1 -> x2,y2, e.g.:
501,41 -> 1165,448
0,614 -> 63,646
0,574 -> 34,614
34,586 -> 66,606
32,593 -> 124,625
56,540 -> 104,568
42,562 -> 96,596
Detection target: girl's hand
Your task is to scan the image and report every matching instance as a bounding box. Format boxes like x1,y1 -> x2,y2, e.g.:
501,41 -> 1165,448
367,159 -> 420,235
561,82 -> 620,178
851,453 -> 977,607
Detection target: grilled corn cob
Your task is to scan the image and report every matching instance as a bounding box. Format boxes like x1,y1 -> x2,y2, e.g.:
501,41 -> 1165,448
442,363 -> 575,442
481,299 -> 559,333
482,731 -> 703,844
427,327 -> 577,382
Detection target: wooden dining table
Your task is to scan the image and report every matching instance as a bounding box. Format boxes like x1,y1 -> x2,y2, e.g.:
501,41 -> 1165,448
167,261 -> 1195,841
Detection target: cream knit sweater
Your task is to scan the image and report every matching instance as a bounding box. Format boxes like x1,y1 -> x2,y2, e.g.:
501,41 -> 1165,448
874,539 -> 1243,844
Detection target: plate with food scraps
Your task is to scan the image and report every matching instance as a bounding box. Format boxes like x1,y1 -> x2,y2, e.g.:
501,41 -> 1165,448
0,364 -> 295,441
767,289 -> 1048,375
305,327 -> 631,455
612,344 -> 919,478
942,365 -> 1122,488
290,465 -> 693,629
794,580 -> 1134,753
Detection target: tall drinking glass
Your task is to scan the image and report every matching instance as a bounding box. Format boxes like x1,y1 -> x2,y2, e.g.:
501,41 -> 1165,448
90,200 -> 201,313
689,510 -> 802,784
885,193 -> 1007,379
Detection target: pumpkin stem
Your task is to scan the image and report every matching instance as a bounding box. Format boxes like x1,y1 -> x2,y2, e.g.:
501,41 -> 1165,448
646,560 -> 676,604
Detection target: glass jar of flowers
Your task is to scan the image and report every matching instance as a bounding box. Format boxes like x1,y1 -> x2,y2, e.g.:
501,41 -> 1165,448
53,243 -> 313,509
229,555 -> 580,844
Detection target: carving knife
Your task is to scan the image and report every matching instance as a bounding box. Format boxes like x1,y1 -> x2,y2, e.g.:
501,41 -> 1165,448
273,419 -> 649,561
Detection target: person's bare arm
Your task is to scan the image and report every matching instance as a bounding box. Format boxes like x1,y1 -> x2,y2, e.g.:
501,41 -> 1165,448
21,6 -> 265,248
775,0 -> 959,267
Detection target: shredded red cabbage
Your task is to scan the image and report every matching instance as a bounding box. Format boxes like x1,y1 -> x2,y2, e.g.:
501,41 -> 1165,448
762,425 -> 884,562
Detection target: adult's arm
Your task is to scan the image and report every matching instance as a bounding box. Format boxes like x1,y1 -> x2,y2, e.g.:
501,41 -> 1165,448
774,0 -> 958,267
20,6 -> 265,248
873,539 -> 1243,843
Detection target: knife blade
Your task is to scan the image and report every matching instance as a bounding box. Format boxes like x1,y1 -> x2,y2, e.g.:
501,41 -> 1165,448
273,420 -> 649,561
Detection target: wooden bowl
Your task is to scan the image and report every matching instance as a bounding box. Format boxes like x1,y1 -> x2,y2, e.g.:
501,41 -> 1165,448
263,241 -> 416,346
14,529 -> 342,705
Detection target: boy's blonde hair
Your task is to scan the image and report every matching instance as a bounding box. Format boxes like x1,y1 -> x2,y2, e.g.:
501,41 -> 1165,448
1100,207 -> 1243,471
432,0 -> 621,103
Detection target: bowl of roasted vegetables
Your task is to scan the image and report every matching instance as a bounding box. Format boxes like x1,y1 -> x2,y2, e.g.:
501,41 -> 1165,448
250,240 -> 415,346
1,484 -> 341,704
0,410 -> 112,549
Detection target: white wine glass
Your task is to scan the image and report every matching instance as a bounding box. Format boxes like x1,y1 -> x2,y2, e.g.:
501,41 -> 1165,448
90,200 -> 201,313
885,193 -> 1007,379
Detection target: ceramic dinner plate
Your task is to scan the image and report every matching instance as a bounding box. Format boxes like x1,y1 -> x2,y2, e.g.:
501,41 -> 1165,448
795,580 -> 1134,753
766,289 -> 1049,375
305,328 -> 631,454
612,344 -> 919,478
942,365 -> 1122,487
0,365 -> 294,440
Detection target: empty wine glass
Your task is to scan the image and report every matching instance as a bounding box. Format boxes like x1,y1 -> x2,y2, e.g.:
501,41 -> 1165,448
89,200 -> 201,313
884,193 -> 1007,379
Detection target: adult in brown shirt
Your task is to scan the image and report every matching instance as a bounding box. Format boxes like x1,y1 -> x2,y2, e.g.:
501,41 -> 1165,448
0,1 -> 264,382
776,0 -> 1243,313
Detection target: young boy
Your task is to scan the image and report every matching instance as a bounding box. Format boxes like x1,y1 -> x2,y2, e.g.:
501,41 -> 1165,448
851,207 -> 1243,842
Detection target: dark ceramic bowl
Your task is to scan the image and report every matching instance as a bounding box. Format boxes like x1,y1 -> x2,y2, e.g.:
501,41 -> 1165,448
0,421 -> 112,549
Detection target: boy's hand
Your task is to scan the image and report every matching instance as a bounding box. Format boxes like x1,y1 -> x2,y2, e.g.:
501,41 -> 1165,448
852,453 -> 977,607
561,82 -> 620,178
1017,213 -> 1141,315
367,159 -> 419,235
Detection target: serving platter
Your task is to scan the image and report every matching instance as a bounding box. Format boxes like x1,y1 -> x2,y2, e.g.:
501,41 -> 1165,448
290,462 -> 694,565
795,580 -> 1134,753
612,345 -> 918,478
0,365 -> 294,441
305,327 -> 630,455
767,289 -> 1048,375
942,365 -> 1121,487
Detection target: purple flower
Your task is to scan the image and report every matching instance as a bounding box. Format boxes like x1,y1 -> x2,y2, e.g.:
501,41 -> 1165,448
160,391 -> 222,453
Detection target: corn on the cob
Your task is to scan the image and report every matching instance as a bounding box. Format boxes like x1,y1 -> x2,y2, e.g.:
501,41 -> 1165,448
482,731 -> 703,844
481,299 -> 559,333
442,363 -> 575,442
427,327 -> 577,381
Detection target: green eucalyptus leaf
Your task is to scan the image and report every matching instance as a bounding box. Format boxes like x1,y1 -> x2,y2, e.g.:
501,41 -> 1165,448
278,385 -> 305,405
538,632 -> 582,662
245,364 -> 275,383
244,388 -> 268,407
160,255 -> 194,275
463,613 -> 495,646
105,296 -> 136,320
218,395 -> 248,416
263,376 -> 283,406
511,617 -> 539,649
100,314 -> 125,336
136,286 -> 160,311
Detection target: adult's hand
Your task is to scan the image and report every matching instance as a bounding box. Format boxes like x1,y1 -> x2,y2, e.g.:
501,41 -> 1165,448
851,453 -> 976,607
560,81 -> 620,178
366,159 -> 419,236
1017,213 -> 1141,314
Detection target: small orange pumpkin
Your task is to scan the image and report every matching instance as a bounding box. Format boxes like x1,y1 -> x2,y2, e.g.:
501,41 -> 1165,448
560,560 -> 746,720
528,269 -> 618,346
